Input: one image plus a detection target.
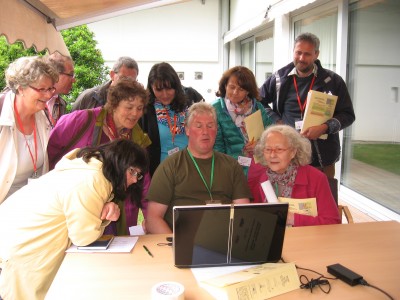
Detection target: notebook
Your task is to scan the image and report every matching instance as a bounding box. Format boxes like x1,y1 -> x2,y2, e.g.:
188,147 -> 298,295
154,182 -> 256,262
173,202 -> 288,268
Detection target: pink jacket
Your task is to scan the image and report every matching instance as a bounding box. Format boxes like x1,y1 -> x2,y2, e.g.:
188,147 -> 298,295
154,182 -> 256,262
248,164 -> 341,226
48,107 -> 151,233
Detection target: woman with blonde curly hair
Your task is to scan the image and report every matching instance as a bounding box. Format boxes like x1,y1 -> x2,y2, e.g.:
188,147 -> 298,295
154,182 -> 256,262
248,124 -> 340,226
0,56 -> 58,204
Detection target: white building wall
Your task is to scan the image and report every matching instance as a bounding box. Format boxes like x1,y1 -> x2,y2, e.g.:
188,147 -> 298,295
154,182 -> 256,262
86,0 -> 399,142
349,7 -> 400,142
88,0 -> 221,102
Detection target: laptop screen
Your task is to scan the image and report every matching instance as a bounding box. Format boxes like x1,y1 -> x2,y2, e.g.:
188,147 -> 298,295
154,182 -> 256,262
173,203 -> 288,268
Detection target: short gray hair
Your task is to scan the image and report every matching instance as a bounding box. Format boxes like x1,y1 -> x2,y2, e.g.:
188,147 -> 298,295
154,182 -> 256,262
6,56 -> 59,92
254,124 -> 312,166
112,56 -> 139,74
47,52 -> 74,73
294,32 -> 320,52
185,102 -> 217,127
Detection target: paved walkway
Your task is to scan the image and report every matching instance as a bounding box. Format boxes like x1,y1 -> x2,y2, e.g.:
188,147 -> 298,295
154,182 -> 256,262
343,159 -> 400,213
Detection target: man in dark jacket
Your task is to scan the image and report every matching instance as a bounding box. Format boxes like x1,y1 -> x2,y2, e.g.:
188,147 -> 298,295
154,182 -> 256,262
260,32 -> 355,178
45,53 -> 75,126
71,56 -> 139,111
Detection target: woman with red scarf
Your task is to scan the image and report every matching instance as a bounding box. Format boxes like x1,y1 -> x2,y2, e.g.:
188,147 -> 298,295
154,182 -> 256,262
248,124 -> 341,226
47,78 -> 151,235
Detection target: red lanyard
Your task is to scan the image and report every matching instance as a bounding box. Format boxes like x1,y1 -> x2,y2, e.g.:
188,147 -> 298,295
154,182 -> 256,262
293,75 -> 316,117
164,108 -> 177,144
14,100 -> 38,175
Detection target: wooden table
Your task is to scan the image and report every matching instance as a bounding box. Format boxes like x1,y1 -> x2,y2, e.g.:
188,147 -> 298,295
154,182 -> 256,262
46,221 -> 400,299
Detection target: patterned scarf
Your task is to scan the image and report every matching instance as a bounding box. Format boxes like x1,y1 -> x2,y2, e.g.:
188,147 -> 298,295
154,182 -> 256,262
267,163 -> 298,198
154,101 -> 187,134
103,112 -> 131,140
225,97 -> 253,142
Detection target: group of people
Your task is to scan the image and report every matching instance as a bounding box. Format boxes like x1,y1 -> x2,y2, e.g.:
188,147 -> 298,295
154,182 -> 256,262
0,32 -> 355,299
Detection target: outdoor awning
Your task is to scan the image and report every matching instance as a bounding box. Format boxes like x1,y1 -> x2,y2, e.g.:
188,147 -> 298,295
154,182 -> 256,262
0,0 -> 187,56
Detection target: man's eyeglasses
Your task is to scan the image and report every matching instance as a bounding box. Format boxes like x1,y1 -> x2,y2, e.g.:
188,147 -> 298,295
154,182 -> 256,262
263,148 -> 290,155
29,85 -> 56,94
128,167 -> 143,180
61,72 -> 75,79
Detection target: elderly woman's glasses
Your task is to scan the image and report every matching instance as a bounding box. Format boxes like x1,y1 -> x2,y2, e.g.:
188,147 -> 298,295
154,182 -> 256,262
128,167 -> 143,180
263,148 -> 290,155
29,85 -> 56,94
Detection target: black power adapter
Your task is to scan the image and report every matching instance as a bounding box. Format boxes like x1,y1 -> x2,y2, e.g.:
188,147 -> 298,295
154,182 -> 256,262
327,263 -> 363,286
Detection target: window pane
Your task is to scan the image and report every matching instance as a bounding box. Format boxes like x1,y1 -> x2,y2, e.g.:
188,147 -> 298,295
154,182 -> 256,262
241,39 -> 254,71
255,31 -> 274,87
294,8 -> 338,71
343,0 -> 400,214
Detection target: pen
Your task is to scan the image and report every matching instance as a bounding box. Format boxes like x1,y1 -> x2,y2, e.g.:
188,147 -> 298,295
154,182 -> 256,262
143,245 -> 154,257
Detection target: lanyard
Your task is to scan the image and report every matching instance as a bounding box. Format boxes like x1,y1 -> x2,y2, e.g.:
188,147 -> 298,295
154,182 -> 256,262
164,107 -> 177,144
14,100 -> 38,176
292,75 -> 316,118
187,149 -> 214,200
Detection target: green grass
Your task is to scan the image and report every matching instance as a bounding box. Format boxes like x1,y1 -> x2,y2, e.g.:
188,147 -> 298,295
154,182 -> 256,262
352,143 -> 400,175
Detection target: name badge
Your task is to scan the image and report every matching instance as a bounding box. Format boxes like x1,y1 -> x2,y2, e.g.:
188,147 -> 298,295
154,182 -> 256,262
295,120 -> 303,131
205,199 -> 222,205
167,147 -> 179,156
28,177 -> 38,184
238,156 -> 252,167
28,171 -> 39,184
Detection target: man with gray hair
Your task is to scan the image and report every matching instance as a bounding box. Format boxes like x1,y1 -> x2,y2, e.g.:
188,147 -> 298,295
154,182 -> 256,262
260,32 -> 355,178
71,56 -> 139,111
45,52 -> 75,125
145,102 -> 251,234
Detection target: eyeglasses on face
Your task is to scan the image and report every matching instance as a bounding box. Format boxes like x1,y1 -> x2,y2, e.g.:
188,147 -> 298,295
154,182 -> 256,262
263,148 -> 290,155
29,85 -> 56,94
61,72 -> 75,79
128,167 -> 143,180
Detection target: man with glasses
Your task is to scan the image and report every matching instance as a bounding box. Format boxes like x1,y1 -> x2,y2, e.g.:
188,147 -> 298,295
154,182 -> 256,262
260,32 -> 355,178
46,52 -> 76,126
71,56 -> 139,111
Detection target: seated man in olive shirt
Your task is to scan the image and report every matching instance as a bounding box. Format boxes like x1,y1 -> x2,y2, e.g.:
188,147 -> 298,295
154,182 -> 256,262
146,102 -> 251,234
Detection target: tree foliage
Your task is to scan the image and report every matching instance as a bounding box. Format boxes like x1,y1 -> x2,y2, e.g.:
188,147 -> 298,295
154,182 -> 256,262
0,36 -> 45,90
61,25 -> 109,108
0,25 -> 109,111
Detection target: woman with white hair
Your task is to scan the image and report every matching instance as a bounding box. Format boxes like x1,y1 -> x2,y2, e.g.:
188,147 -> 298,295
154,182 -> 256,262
249,124 -> 340,226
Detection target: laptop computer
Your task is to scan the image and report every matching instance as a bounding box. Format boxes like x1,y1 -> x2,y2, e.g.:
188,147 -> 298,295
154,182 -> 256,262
173,202 -> 288,268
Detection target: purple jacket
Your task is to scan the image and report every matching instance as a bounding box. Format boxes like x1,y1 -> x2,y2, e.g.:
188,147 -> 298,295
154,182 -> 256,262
248,164 -> 341,226
48,107 -> 152,234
